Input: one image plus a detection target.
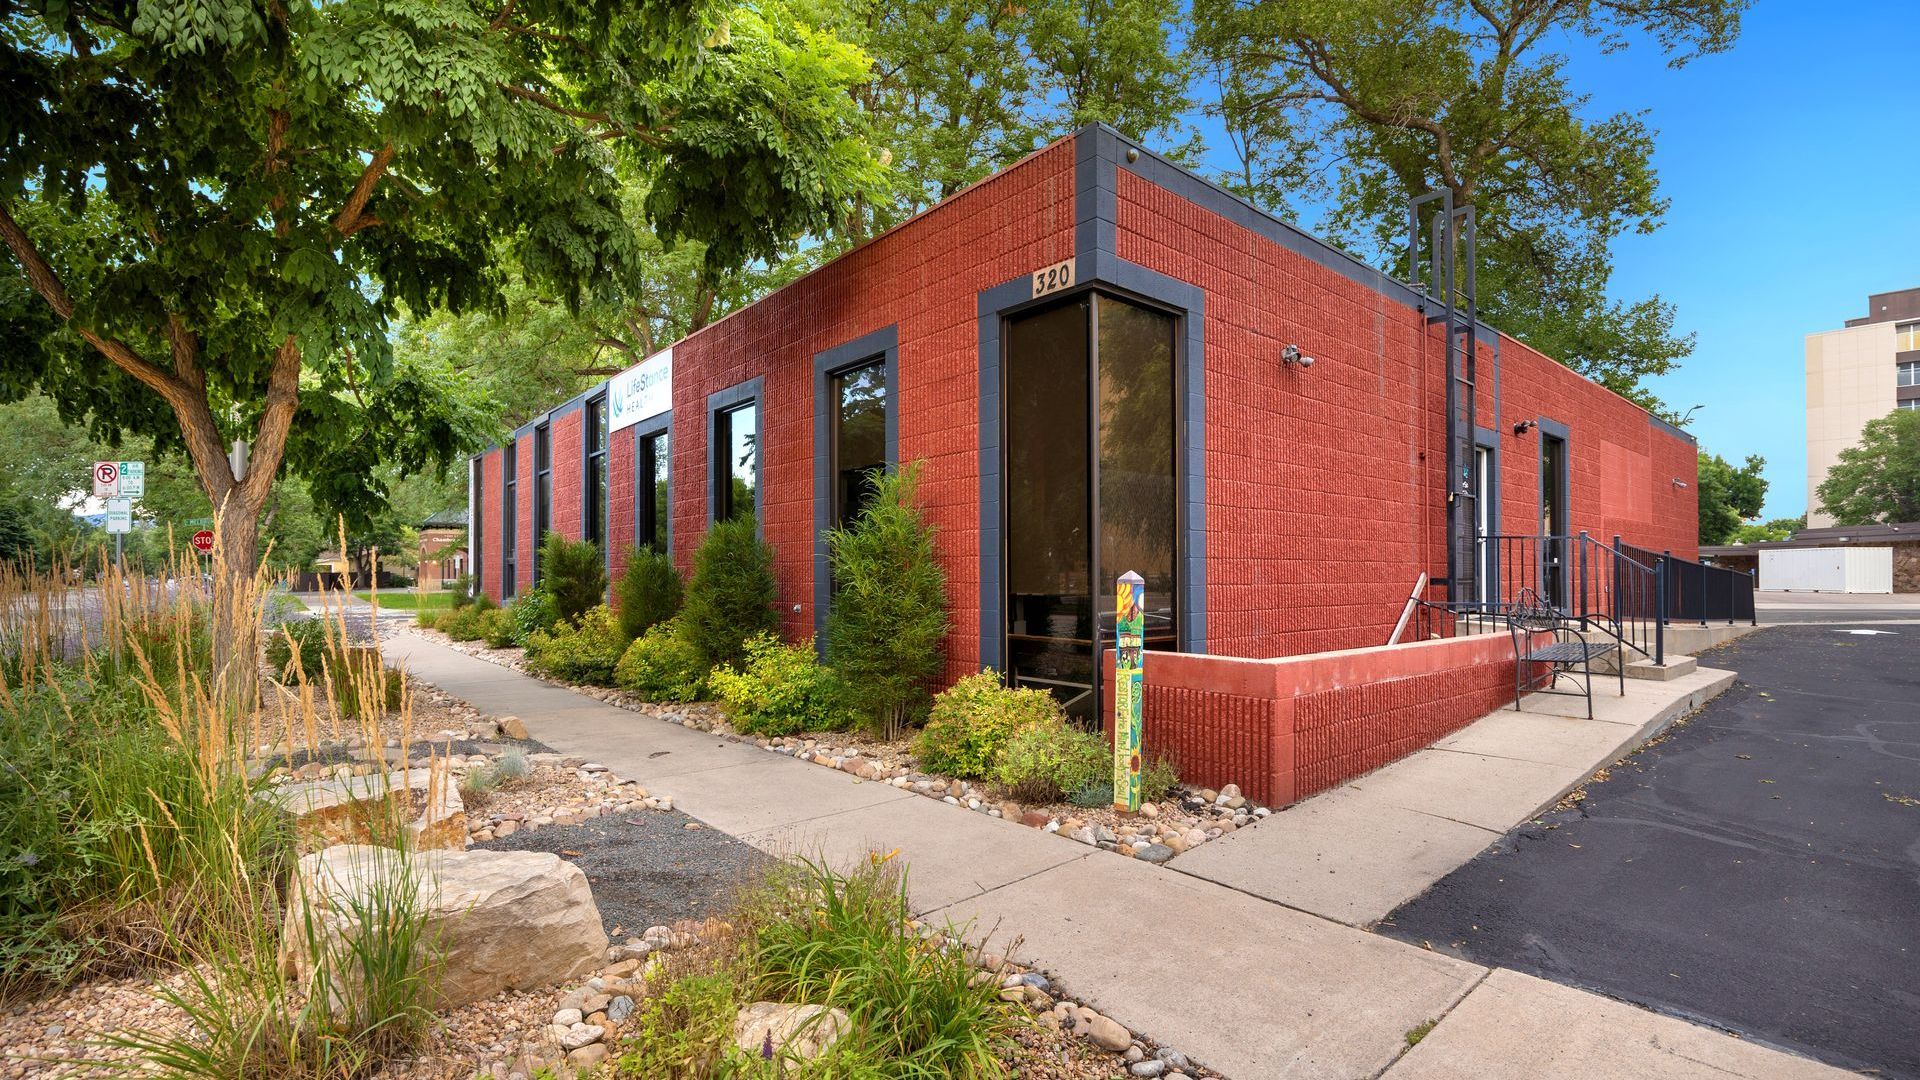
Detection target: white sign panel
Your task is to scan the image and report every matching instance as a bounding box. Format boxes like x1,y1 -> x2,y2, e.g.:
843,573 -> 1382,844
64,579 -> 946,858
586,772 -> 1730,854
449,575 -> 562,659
116,460 -> 145,498
105,498 -> 133,535
608,348 -> 672,433
93,460 -> 119,497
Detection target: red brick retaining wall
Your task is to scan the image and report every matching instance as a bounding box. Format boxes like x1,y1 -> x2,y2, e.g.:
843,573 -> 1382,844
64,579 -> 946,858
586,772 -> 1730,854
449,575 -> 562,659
1105,634 -> 1519,807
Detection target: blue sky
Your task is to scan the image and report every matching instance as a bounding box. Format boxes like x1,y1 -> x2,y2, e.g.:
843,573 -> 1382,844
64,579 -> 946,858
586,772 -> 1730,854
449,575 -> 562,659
1181,3 -> 1920,520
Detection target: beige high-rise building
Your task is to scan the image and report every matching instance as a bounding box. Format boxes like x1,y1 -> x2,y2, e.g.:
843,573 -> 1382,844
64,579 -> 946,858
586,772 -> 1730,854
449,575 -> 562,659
1805,287 -> 1920,527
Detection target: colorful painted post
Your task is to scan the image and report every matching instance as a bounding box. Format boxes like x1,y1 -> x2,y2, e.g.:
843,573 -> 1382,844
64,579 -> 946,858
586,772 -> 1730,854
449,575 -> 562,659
1113,570 -> 1145,813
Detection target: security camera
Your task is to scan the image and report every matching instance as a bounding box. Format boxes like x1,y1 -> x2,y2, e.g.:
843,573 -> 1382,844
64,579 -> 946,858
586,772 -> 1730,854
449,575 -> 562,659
1281,344 -> 1315,369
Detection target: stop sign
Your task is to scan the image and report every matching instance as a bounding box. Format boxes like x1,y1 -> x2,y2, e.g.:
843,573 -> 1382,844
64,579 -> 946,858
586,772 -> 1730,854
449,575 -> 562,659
190,529 -> 215,554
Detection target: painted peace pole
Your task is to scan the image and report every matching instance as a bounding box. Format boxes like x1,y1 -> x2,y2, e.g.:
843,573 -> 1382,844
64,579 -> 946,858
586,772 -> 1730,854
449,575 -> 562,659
1113,570 -> 1145,813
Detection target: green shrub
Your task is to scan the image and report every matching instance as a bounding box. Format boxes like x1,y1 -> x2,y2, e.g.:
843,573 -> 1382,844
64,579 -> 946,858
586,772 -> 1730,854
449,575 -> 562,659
708,633 -> 850,737
266,621 -> 401,717
992,720 -> 1108,804
446,574 -> 476,606
680,514 -> 777,670
506,586 -> 561,646
480,608 -> 516,649
524,605 -> 628,686
824,463 -> 950,740
613,622 -> 710,703
915,671 -> 1063,778
614,545 -> 683,641
438,603 -> 489,642
1140,751 -> 1181,803
537,531 -> 607,625
266,618 -> 333,674
744,856 -> 1013,1076
614,969 -> 745,1078
414,610 -> 439,631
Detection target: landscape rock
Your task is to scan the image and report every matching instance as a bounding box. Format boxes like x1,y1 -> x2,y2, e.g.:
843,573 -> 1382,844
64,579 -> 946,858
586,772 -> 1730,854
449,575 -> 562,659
733,1001 -> 851,1061
281,845 -> 608,1010
265,767 -> 467,851
498,716 -> 530,740
1136,843 -> 1176,865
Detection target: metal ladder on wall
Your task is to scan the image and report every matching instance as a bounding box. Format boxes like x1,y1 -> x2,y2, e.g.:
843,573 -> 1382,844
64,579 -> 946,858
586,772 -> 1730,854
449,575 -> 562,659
1408,192 -> 1480,610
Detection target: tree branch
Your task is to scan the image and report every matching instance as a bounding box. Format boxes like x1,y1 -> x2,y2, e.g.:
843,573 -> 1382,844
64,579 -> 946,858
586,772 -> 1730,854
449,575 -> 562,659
334,144 -> 395,236
240,335 -> 302,506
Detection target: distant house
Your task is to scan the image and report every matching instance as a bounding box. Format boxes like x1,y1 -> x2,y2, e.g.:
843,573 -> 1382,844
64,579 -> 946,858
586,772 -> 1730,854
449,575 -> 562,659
416,508 -> 468,590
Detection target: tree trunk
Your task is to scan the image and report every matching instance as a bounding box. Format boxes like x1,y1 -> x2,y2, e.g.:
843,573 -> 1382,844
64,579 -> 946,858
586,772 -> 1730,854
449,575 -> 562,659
210,491 -> 265,719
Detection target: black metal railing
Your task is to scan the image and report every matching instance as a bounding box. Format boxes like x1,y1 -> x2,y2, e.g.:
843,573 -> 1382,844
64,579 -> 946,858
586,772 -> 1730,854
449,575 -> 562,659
1412,533 -> 1666,665
1618,541 -> 1757,627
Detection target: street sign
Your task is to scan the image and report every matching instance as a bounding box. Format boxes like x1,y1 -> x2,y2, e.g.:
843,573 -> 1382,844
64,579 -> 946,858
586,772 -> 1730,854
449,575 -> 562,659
190,529 -> 216,554
105,499 -> 133,535
1112,570 -> 1145,813
91,459 -> 145,498
92,460 -> 119,497
116,461 -> 145,498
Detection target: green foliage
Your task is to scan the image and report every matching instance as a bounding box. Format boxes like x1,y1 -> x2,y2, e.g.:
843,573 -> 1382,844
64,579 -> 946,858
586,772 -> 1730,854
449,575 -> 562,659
992,721 -> 1107,804
1697,452 -> 1769,545
825,464 -> 951,739
614,970 -> 747,1078
614,622 -> 711,704
538,533 -> 609,626
744,856 -> 1013,1077
1140,751 -> 1180,803
438,602 -> 492,642
1731,515 -> 1805,545
916,672 -> 1065,779
525,606 -> 629,687
1193,0 -> 1750,407
681,515 -> 778,670
414,610 -> 439,631
267,619 -> 400,717
1817,409 -> 1920,526
480,608 -> 517,650
266,618 -> 334,675
616,546 -> 684,642
507,587 -> 563,647
708,633 -> 850,737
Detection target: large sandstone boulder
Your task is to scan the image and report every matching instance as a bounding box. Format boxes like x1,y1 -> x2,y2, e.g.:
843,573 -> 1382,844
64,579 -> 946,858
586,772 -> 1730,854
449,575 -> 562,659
282,845 -> 608,1010
733,1001 -> 851,1062
265,767 -> 467,851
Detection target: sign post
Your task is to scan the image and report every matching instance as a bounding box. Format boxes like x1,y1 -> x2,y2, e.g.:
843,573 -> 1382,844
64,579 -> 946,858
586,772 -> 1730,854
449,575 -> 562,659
106,498 -> 132,570
1112,570 -> 1145,813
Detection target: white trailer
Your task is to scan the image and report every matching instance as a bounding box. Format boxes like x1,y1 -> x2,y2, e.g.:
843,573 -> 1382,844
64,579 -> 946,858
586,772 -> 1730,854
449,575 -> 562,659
1759,546 -> 1894,594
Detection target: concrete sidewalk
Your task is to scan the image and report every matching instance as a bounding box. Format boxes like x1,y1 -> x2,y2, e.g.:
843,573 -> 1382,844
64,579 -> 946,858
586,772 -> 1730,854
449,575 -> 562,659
1174,666 -> 1735,926
379,632 -> 1849,1080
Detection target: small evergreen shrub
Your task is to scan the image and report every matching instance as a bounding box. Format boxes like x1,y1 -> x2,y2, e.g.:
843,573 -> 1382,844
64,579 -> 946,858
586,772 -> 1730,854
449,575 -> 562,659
1140,751 -> 1181,803
537,532 -> 607,625
446,573 -> 476,607
613,622 -> 710,703
824,463 -> 950,740
524,605 -> 628,686
438,603 -> 489,641
265,619 -> 333,674
708,633 -> 850,737
506,586 -> 560,646
680,514 -> 777,669
414,610 -> 440,630
480,608 -> 516,649
615,546 -> 683,641
992,720 -> 1108,804
915,671 -> 1064,778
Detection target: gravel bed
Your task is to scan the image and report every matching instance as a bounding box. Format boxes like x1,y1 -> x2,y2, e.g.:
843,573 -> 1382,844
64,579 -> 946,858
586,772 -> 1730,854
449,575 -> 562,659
475,811 -> 771,940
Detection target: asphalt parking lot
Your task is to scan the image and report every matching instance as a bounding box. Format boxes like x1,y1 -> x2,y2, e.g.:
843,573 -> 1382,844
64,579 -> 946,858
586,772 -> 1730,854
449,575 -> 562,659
1381,624 -> 1920,1078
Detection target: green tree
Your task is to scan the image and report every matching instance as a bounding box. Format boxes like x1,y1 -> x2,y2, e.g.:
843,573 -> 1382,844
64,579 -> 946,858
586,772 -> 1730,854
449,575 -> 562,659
681,514 -> 778,669
1696,452 -> 1767,545
536,532 -> 609,625
1,0 -> 881,694
1817,410 -> 1920,526
1730,514 -> 1804,545
1193,0 -> 1750,406
615,546 -> 684,641
824,463 -> 950,739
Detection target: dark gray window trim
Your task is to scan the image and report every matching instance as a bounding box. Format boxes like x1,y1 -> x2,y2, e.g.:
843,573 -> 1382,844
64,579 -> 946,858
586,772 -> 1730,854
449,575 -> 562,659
1537,415 -> 1571,530
583,391 -> 608,578
630,410 -> 673,561
812,326 -> 900,641
1473,426 -> 1502,602
500,438 -> 519,600
976,258 -> 1207,671
706,377 -> 766,527
468,456 -> 483,598
532,421 -> 553,583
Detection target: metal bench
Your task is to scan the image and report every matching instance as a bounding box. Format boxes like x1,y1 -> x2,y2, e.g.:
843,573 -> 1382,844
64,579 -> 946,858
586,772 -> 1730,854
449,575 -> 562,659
1507,588 -> 1623,720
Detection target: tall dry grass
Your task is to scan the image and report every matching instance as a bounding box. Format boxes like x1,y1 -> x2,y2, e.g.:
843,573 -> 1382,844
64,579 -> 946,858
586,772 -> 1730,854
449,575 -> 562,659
0,529 -> 444,1077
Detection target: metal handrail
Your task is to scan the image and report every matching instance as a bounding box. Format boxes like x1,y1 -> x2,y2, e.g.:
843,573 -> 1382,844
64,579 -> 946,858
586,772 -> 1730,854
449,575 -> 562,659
1421,532 -> 1666,665
1618,540 -> 1757,627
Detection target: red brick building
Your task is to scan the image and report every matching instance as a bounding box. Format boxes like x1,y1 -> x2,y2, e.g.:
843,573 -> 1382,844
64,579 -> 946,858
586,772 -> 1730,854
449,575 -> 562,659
468,126 -> 1697,779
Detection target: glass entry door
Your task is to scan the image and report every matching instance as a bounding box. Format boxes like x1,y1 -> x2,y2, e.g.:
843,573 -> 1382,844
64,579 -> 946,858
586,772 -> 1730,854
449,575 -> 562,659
1004,295 -> 1178,723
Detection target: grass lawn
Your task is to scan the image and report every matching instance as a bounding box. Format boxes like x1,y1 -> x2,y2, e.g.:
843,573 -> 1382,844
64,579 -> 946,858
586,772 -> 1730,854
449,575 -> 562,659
353,589 -> 458,610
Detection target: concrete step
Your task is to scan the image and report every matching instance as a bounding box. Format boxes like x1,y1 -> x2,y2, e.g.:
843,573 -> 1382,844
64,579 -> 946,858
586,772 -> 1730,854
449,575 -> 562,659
1625,654 -> 1697,680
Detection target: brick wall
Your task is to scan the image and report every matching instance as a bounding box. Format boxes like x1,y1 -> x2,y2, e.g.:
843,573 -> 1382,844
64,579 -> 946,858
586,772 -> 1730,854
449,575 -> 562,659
516,431 -> 534,596
607,425 -> 637,585
1105,634 -> 1520,807
550,410 -> 584,543
478,449 -> 501,600
1114,165 -> 1697,658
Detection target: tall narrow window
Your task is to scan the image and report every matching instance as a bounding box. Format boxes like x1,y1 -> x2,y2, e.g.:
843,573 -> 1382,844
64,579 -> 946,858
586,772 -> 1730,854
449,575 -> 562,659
831,361 -> 888,527
1897,321 -> 1920,351
585,395 -> 608,553
638,430 -> 670,551
1540,431 -> 1568,609
714,402 -> 757,521
533,422 -> 552,580
502,440 -> 518,598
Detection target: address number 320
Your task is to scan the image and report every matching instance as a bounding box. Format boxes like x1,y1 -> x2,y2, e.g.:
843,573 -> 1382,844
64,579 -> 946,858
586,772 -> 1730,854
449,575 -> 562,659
1030,258 -> 1076,298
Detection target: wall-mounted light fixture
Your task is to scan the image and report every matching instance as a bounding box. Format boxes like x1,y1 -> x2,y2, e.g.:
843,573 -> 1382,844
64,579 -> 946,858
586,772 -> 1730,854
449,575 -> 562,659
1672,478 -> 1689,489
1281,344 -> 1315,369
1512,419 -> 1537,436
